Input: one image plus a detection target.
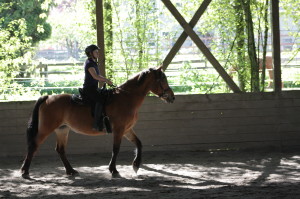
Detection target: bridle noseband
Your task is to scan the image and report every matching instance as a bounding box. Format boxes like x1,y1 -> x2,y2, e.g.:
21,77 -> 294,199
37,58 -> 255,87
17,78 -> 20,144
156,73 -> 171,99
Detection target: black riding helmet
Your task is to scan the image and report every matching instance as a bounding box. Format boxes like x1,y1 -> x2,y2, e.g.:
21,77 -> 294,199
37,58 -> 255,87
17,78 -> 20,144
85,44 -> 99,57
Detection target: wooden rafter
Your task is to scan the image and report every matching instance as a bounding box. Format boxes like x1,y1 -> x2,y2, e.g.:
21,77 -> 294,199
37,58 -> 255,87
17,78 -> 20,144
161,0 -> 241,93
162,0 -> 212,71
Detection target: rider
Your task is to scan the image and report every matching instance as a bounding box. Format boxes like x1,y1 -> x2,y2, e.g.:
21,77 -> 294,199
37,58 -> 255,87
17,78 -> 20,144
83,44 -> 113,131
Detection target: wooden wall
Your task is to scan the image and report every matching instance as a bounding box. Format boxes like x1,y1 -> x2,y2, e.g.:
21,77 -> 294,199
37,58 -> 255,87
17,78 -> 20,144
0,91 -> 299,157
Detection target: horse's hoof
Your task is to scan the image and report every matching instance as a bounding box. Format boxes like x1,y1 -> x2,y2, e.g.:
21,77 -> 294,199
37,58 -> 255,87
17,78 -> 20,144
111,171 -> 121,178
109,168 -> 120,178
133,161 -> 140,173
133,165 -> 139,174
66,169 -> 79,176
109,166 -> 118,174
21,173 -> 30,179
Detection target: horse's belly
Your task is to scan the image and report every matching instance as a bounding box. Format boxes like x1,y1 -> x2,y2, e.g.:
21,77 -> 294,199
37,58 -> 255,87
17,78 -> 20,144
71,126 -> 106,136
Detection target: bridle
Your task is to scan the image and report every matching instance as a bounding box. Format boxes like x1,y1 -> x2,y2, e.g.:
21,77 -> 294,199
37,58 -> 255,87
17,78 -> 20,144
156,73 -> 172,99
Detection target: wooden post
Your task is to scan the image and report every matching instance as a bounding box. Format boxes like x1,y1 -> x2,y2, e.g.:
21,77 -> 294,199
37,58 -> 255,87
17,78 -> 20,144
38,62 -> 43,78
43,64 -> 48,80
271,0 -> 282,92
95,0 -> 106,78
161,0 -> 241,93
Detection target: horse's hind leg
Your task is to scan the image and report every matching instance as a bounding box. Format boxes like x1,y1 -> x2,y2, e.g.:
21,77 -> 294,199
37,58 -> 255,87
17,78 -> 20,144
55,126 -> 78,176
21,143 -> 37,179
124,128 -> 142,173
21,128 -> 52,178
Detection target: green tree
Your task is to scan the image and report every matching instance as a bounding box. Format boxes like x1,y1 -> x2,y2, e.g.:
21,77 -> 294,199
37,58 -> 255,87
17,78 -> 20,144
280,0 -> 300,62
260,0 -> 270,91
0,0 -> 52,46
104,0 -> 114,79
199,0 -> 274,92
0,0 -> 52,100
242,0 -> 259,92
234,0 -> 247,91
43,0 -> 96,59
109,0 -> 162,84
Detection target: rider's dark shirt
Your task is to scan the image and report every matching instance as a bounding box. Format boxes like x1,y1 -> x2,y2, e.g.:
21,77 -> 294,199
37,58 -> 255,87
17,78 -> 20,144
83,58 -> 99,89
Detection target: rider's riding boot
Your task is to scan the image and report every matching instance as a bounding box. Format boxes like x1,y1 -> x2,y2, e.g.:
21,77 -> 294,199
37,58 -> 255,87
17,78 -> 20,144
93,102 -> 104,131
103,116 -> 112,134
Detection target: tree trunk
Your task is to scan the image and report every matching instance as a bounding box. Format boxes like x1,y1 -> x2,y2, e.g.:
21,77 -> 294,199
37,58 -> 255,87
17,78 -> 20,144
234,0 -> 246,91
242,0 -> 259,92
135,0 -> 143,70
261,0 -> 269,91
104,0 -> 113,79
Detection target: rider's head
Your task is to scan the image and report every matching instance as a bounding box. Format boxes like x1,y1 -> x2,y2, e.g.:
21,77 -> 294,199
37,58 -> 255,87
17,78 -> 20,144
85,44 -> 100,59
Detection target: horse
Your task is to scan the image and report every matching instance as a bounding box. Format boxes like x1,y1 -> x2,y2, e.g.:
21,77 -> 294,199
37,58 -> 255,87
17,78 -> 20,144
20,66 -> 175,179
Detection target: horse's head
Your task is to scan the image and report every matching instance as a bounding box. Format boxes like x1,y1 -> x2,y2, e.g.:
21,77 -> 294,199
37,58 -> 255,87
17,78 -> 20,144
144,66 -> 175,103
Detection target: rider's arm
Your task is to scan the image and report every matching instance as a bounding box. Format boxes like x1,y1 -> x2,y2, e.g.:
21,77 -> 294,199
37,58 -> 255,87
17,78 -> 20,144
88,67 -> 113,85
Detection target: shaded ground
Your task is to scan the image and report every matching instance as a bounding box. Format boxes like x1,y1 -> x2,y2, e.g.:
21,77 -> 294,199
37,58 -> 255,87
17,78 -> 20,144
0,150 -> 300,199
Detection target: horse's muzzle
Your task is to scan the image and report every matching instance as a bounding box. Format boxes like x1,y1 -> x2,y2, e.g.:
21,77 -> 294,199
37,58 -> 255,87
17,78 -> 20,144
161,93 -> 175,103
168,95 -> 175,103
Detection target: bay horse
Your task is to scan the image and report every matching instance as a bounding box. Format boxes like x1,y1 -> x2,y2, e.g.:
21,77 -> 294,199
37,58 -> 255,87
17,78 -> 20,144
21,67 -> 175,179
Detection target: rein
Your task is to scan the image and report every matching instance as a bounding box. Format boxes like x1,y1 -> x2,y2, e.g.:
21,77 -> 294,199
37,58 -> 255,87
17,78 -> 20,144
157,78 -> 172,98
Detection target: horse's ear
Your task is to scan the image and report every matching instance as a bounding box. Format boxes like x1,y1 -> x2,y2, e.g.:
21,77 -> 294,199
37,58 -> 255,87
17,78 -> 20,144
157,65 -> 165,72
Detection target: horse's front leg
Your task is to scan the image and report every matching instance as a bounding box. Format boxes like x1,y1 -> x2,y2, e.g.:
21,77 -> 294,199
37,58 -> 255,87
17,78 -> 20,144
124,128 -> 142,173
108,133 -> 122,176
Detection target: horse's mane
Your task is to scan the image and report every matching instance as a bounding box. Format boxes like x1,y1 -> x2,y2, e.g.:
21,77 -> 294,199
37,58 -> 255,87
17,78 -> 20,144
137,68 -> 156,85
119,68 -> 156,88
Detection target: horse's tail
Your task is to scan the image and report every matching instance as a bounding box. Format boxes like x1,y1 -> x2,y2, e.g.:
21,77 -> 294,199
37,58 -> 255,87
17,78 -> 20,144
26,95 -> 48,152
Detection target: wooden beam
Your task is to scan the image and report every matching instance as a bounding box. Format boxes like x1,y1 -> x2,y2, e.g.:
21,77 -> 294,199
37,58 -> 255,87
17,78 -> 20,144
271,0 -> 282,92
162,0 -> 212,71
95,0 -> 106,77
161,0 -> 241,93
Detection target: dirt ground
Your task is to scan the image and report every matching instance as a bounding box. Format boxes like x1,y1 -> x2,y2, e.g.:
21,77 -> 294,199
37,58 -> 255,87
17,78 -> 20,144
0,150 -> 300,199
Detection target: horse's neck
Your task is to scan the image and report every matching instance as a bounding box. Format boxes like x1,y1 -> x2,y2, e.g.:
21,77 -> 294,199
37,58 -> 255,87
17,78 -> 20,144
119,77 -> 151,108
122,76 -> 151,95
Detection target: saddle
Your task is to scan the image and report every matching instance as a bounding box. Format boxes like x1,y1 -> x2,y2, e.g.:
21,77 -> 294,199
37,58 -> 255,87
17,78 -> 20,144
71,88 -> 90,105
71,86 -> 113,133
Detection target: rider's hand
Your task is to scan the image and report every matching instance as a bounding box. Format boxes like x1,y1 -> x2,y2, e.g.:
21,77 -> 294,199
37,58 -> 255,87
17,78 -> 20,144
106,79 -> 113,86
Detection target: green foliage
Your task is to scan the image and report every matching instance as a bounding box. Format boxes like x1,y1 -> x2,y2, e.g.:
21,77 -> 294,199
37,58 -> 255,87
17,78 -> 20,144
198,0 -> 267,92
0,18 -> 33,99
110,0 -> 163,80
1,77 -> 81,101
280,0 -> 300,62
32,78 -> 80,96
2,0 -> 300,101
0,0 -> 52,45
0,0 -> 53,100
42,0 -> 95,59
177,62 -> 225,94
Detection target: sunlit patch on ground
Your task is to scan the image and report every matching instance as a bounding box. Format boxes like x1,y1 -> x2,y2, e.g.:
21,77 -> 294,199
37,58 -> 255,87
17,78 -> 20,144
1,151 -> 300,198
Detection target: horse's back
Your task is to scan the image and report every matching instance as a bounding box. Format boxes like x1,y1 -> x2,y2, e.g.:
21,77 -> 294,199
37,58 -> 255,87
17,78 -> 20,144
45,94 -> 71,105
38,94 -> 85,127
